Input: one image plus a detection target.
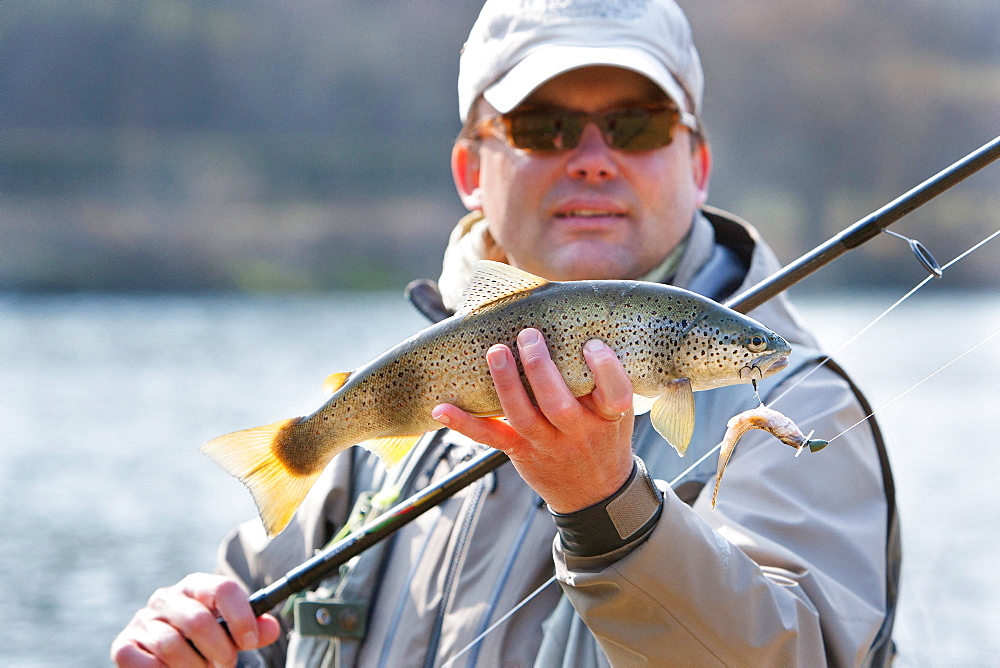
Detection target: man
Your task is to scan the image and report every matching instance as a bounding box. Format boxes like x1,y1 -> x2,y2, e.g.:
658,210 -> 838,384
112,1 -> 899,665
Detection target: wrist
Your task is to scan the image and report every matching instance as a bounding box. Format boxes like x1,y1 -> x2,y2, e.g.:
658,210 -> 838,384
550,456 -> 663,558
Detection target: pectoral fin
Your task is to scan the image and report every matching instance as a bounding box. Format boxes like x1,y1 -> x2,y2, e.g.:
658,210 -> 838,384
632,394 -> 656,416
650,379 -> 695,456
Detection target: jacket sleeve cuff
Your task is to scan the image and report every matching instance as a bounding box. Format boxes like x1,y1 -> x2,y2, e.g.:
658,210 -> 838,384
550,456 -> 664,558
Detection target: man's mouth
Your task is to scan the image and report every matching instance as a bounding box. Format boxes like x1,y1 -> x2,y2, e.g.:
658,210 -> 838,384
554,209 -> 626,219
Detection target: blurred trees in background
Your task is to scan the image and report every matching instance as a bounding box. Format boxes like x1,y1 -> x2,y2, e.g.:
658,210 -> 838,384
1,0 -> 997,292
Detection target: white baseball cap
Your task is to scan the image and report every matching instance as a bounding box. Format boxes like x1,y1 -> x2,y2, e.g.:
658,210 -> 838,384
457,0 -> 704,126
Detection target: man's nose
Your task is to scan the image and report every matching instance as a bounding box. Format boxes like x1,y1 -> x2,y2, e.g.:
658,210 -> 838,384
565,123 -> 619,183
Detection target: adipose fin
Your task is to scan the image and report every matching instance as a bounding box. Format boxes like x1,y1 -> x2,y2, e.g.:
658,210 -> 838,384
323,372 -> 352,394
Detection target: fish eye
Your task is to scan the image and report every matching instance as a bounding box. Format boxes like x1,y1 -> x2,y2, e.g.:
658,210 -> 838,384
747,334 -> 768,353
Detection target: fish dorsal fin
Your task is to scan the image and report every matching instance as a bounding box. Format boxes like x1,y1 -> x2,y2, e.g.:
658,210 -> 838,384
455,260 -> 549,316
358,434 -> 426,469
323,371 -> 352,394
650,379 -> 695,457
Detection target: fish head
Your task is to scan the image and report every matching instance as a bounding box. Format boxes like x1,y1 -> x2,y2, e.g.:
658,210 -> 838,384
675,309 -> 792,390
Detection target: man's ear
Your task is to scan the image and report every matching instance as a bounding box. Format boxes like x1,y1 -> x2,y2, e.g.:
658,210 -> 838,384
691,138 -> 712,207
452,139 -> 483,211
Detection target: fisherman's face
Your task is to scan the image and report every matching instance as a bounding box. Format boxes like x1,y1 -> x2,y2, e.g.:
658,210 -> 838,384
453,66 -> 711,282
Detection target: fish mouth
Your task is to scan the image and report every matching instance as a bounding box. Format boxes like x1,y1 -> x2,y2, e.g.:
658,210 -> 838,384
740,352 -> 789,381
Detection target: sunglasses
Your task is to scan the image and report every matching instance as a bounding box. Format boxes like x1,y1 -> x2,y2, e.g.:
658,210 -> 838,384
473,104 -> 697,153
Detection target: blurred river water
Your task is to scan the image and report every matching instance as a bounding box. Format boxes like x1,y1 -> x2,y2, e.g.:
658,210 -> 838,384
1,289 -> 998,666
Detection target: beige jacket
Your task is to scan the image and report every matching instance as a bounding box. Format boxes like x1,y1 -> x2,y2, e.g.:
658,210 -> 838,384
220,209 -> 898,667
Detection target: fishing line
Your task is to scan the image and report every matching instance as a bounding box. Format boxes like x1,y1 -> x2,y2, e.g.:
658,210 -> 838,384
825,328 -> 1000,445
669,443 -> 724,488
766,227 -> 1000,410
442,574 -> 558,667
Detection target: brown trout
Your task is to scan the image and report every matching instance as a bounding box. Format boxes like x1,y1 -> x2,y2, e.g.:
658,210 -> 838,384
203,261 -> 792,536
711,404 -> 829,508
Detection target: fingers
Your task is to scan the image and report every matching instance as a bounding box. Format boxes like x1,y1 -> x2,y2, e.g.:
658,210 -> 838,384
514,329 -> 632,426
434,329 -> 634,437
111,613 -> 209,667
111,574 -> 281,667
150,577 -> 246,663
493,330 -> 565,441
110,643 -> 156,668
582,338 -> 635,421
188,577 -> 261,652
432,329 -> 636,512
431,401 -> 521,452
487,339 -> 544,430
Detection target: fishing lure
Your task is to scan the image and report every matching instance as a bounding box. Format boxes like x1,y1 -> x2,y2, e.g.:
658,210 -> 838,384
712,404 -> 828,508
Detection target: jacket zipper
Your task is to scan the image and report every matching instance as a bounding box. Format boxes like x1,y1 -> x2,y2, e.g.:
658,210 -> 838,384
375,514 -> 440,668
423,476 -> 489,668
373,432 -> 451,668
465,494 -> 544,667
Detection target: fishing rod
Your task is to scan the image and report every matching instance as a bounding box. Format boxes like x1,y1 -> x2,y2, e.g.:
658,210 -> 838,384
246,134 -> 1000,617
727,135 -> 1000,312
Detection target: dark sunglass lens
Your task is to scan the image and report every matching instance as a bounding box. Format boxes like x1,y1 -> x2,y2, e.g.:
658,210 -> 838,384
503,107 -> 677,152
606,108 -> 676,151
508,113 -> 560,151
508,111 -> 585,151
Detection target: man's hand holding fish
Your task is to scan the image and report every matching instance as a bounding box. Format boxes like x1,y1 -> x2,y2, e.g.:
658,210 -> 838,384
432,330 -> 637,514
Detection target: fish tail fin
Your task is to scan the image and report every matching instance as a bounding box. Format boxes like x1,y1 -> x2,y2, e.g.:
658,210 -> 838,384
201,418 -> 321,538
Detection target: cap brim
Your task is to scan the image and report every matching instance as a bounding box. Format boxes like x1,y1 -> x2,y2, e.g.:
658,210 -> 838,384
483,45 -> 692,118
